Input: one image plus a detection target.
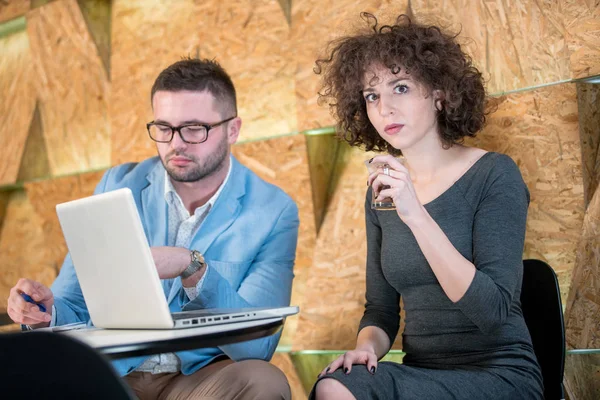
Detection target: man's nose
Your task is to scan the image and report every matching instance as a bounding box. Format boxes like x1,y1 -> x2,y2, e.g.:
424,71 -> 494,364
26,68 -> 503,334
170,130 -> 188,150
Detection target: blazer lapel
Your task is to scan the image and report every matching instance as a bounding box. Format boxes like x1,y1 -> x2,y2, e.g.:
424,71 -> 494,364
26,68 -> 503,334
139,162 -> 173,297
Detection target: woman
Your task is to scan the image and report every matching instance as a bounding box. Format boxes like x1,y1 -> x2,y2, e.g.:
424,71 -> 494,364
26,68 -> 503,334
310,13 -> 544,400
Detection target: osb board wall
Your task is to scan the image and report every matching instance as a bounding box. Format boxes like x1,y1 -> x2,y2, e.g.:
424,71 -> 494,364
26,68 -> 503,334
295,83 -> 584,350
306,134 -> 341,231
564,1 -> 600,79
26,0 -> 110,176
291,0 -> 409,131
110,0 -> 297,164
565,187 -> 600,350
0,29 -> 36,185
16,103 -> 51,182
410,0 -> 571,94
564,353 -> 600,400
0,191 -> 53,311
467,83 -> 584,301
577,83 -> 600,207
0,0 -> 30,23
75,0 -> 111,77
24,170 -> 106,275
271,353 -> 307,400
232,134 -> 316,348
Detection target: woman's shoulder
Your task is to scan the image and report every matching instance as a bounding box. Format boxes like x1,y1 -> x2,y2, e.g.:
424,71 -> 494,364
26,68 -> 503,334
478,151 -> 525,186
457,150 -> 529,206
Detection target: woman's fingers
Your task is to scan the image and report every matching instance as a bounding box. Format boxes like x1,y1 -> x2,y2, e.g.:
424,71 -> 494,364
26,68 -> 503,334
318,354 -> 344,378
373,174 -> 409,200
317,351 -> 376,378
366,352 -> 379,375
370,155 -> 407,173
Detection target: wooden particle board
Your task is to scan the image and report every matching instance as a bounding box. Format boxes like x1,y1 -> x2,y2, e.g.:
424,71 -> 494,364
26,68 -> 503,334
26,0 -> 110,176
232,134 -> 316,348
0,29 -> 36,185
0,0 -> 30,23
110,0 -> 296,164
24,170 -> 106,275
576,82 -> 600,207
0,190 -> 53,310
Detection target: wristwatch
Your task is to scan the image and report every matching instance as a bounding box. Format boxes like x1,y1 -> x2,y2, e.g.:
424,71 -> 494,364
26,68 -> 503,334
180,250 -> 206,279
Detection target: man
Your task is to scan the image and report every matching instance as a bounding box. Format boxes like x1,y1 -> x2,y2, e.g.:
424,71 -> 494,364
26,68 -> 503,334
7,58 -> 299,399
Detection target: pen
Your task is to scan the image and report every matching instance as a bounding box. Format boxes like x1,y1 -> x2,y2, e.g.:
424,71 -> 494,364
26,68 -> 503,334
21,292 -> 47,313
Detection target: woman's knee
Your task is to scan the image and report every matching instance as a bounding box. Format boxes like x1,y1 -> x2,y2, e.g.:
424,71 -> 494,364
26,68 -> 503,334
314,378 -> 356,400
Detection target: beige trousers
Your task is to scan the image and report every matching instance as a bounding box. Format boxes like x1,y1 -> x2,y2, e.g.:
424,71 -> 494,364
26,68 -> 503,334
124,359 -> 291,400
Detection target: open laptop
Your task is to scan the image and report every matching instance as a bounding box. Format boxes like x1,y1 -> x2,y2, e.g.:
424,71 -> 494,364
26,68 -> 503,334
55,188 -> 298,330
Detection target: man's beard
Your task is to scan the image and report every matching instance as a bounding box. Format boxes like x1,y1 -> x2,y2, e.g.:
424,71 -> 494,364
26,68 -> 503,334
162,135 -> 229,183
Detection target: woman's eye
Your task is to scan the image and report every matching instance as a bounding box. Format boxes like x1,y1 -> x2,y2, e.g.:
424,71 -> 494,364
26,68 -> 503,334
394,84 -> 409,94
364,93 -> 378,102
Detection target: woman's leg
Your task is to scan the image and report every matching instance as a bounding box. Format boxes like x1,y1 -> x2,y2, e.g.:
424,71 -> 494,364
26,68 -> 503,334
314,377 -> 357,400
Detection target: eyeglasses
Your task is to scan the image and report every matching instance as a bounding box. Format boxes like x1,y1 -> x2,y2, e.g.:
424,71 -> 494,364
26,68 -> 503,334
146,116 -> 236,144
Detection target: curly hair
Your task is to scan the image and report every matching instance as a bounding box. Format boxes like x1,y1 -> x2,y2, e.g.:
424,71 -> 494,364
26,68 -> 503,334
315,13 -> 488,155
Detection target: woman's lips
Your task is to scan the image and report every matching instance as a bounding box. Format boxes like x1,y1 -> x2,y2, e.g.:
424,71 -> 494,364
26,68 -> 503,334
384,124 -> 404,135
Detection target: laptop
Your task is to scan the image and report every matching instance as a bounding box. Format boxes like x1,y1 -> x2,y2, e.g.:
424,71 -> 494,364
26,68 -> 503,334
55,187 -> 298,329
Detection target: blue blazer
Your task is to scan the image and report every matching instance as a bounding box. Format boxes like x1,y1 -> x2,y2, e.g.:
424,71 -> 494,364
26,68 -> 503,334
50,155 -> 299,376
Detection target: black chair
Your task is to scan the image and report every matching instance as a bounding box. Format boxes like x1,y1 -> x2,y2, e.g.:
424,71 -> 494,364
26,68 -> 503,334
521,259 -> 566,400
0,331 -> 134,399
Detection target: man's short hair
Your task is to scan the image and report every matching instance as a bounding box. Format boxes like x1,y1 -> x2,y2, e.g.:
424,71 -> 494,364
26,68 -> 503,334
151,57 -> 237,117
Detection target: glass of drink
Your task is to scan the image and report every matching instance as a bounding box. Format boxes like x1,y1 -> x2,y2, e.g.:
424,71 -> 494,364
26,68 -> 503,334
365,159 -> 396,210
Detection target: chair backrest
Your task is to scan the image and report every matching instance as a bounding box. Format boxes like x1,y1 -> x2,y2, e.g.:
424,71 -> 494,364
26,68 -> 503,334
520,259 -> 565,400
0,331 -> 134,399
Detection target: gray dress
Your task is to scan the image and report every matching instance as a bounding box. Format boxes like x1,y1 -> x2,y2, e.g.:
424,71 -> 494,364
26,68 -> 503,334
310,152 -> 544,399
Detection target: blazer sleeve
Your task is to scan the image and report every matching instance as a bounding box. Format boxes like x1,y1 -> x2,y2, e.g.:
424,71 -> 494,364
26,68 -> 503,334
183,199 -> 299,361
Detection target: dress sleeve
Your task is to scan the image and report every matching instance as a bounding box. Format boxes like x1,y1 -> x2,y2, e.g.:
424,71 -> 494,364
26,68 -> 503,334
358,189 -> 401,346
455,157 -> 530,334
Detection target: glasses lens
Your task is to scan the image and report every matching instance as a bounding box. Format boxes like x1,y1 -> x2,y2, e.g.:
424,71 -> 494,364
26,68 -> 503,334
180,125 -> 208,143
148,124 -> 173,142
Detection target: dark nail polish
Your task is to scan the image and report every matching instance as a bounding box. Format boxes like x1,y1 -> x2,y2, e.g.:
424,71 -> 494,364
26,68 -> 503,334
368,158 -> 373,163
326,367 -> 330,373
370,366 -> 376,374
344,368 -> 349,375
367,180 -> 369,186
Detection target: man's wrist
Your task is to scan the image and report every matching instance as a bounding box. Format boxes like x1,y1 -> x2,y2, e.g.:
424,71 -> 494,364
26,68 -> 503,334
181,264 -> 206,288
180,250 -> 206,287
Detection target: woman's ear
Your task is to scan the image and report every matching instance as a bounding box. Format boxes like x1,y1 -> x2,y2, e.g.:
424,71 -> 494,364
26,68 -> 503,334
433,90 -> 444,112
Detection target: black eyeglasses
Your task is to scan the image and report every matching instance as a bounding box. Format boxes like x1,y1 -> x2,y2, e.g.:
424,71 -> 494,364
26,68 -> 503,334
146,116 -> 236,144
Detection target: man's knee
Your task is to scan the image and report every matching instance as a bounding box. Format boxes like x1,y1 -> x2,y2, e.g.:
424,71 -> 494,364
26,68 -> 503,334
228,360 -> 291,399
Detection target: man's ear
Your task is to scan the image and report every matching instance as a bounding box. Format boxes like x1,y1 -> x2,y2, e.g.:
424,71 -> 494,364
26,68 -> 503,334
227,117 -> 242,145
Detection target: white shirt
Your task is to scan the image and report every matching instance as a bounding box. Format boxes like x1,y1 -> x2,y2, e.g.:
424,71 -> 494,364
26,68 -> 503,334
135,162 -> 232,374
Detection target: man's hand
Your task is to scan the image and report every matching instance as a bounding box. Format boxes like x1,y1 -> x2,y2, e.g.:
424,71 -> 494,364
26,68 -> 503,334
150,246 -> 206,287
7,279 -> 54,328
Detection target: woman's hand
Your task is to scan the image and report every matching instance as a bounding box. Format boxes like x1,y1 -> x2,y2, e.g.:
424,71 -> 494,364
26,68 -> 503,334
368,154 -> 426,224
318,349 -> 378,378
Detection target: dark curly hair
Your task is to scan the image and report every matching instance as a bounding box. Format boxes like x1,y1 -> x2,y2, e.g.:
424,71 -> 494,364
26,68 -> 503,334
315,13 -> 488,155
